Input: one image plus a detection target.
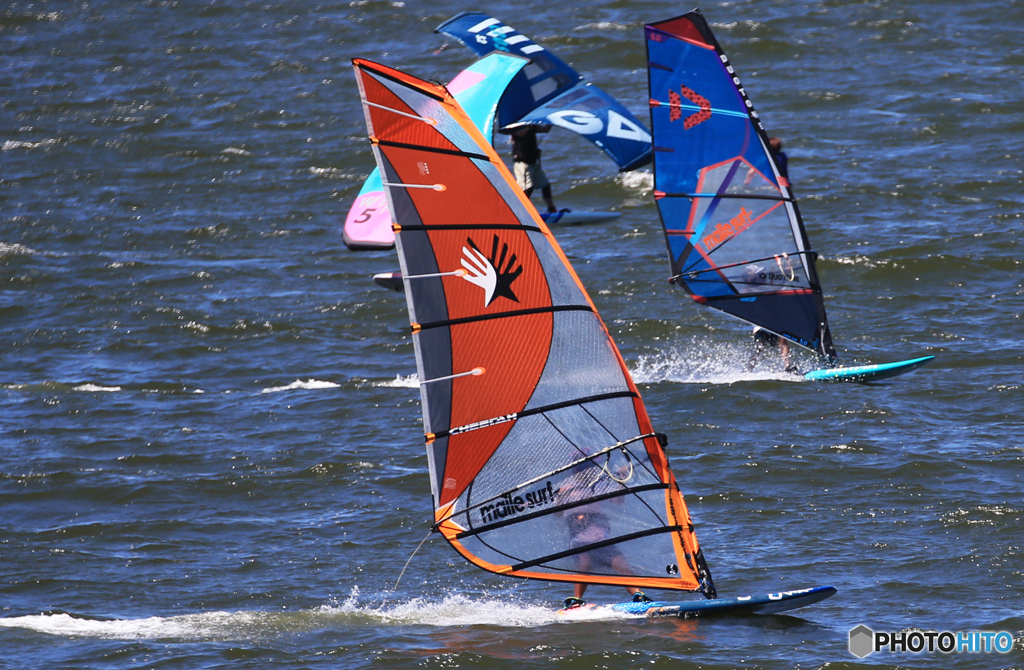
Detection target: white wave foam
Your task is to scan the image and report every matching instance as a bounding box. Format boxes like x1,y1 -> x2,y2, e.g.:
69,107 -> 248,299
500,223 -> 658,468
0,594 -> 633,640
0,610 -> 247,640
260,379 -> 340,394
630,340 -> 805,385
373,374 -> 419,388
615,169 -> 653,195
574,22 -> 629,31
2,139 -> 57,151
72,384 -> 122,392
0,243 -> 37,256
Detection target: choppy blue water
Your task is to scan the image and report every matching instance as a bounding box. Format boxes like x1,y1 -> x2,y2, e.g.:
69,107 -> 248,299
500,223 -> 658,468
2,0 -> 1022,668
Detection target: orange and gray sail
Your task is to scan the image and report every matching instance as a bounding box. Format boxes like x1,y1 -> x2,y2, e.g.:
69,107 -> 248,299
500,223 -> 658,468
353,59 -> 714,596
646,11 -> 836,360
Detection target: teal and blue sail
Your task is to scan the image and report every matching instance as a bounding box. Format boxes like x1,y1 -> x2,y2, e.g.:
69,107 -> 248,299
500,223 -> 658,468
644,11 -> 836,360
437,12 -> 652,172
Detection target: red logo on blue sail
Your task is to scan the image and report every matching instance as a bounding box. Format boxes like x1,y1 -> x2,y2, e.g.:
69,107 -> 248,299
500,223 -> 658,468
668,85 -> 711,129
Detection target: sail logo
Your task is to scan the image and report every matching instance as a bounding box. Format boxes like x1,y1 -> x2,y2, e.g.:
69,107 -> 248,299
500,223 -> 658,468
701,207 -> 755,252
461,234 -> 523,307
849,625 -> 1015,658
449,412 -> 517,437
479,481 -> 556,524
547,110 -> 652,143
668,85 -> 711,129
467,17 -> 544,55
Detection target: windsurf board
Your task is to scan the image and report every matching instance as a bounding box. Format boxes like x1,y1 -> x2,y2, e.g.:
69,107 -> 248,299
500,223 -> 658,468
803,356 -> 934,382
560,586 -> 837,619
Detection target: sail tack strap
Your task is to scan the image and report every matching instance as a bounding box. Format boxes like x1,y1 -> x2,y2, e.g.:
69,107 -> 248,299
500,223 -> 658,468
364,100 -> 438,125
433,431 -> 654,522
413,304 -> 593,333
420,367 -> 485,385
510,525 -> 685,572
454,482 -> 671,540
403,269 -> 467,281
382,181 -> 447,191
428,391 -> 639,442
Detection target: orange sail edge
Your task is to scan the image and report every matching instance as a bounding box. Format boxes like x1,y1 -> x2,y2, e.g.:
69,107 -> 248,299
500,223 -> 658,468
435,528 -> 703,593
433,503 -> 704,593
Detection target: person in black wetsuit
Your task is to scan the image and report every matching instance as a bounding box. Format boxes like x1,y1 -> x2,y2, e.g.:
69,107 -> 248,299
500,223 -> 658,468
749,326 -> 799,374
555,457 -> 652,609
769,136 -> 790,188
510,125 -> 557,213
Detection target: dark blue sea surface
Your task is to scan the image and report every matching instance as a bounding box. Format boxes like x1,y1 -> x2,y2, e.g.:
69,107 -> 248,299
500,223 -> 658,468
2,0 -> 1022,668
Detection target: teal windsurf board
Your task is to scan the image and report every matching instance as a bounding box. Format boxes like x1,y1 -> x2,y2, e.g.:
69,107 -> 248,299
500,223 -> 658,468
803,356 -> 934,382
560,586 -> 837,619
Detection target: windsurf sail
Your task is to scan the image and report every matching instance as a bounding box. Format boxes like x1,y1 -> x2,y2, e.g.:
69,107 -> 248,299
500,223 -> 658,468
436,12 -> 653,172
353,58 -> 714,596
344,52 -> 529,250
645,11 -> 836,361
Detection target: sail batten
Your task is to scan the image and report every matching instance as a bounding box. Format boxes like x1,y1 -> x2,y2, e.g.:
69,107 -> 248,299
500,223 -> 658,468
645,11 -> 837,360
416,304 -> 594,332
355,57 -> 714,596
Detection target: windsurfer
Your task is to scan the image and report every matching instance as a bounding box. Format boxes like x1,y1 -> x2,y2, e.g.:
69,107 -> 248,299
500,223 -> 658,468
769,136 -> 789,188
749,327 -> 799,374
510,125 -> 558,213
555,459 -> 652,609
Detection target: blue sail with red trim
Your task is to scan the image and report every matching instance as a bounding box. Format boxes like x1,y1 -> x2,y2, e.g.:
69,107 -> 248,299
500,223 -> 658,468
645,11 -> 836,360
437,12 -> 652,172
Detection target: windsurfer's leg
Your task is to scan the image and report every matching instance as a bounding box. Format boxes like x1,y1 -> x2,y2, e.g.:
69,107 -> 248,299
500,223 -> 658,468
541,185 -> 556,213
523,186 -> 534,198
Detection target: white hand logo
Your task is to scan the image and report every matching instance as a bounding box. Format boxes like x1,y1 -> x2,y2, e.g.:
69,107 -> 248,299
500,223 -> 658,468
461,245 -> 497,307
